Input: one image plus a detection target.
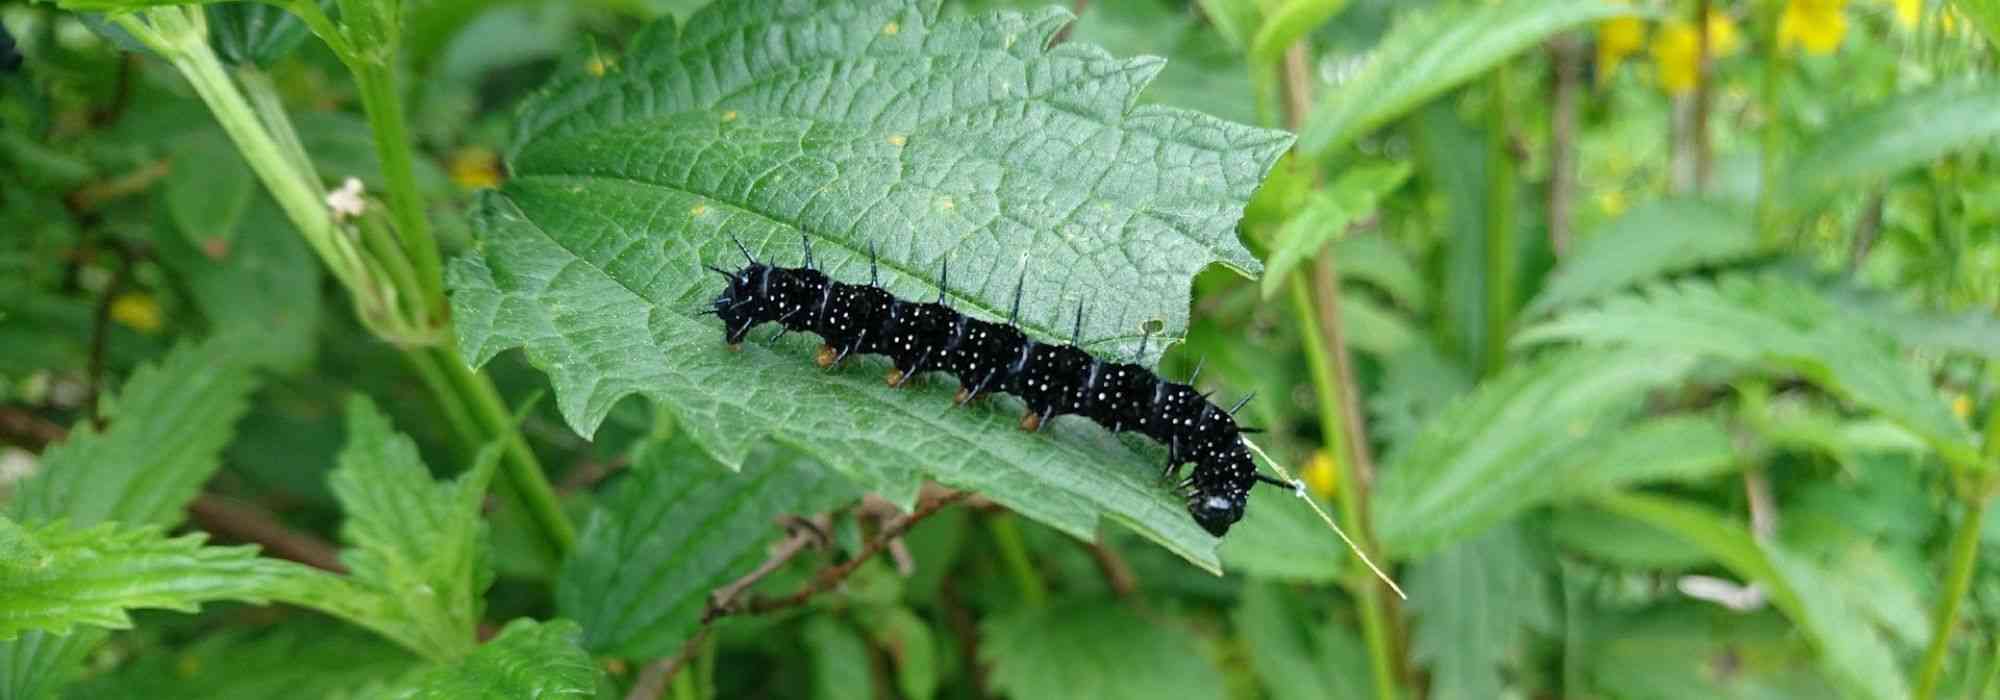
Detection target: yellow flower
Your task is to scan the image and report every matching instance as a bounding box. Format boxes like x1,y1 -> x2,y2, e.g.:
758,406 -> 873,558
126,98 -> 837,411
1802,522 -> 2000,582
109,293 -> 162,334
1650,12 -> 1742,95
1652,21 -> 1700,94
1597,16 -> 1648,81
1779,0 -> 1849,55
1892,0 -> 1921,30
1952,394 -> 1971,419
1302,450 -> 1339,500
448,147 -> 503,191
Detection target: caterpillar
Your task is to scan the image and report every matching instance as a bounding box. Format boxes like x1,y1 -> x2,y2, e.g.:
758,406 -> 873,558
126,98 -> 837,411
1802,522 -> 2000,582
704,237 -> 1290,537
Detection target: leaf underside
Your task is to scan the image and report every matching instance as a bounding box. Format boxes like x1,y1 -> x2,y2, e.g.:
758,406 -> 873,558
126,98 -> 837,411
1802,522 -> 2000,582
451,0 -> 1291,570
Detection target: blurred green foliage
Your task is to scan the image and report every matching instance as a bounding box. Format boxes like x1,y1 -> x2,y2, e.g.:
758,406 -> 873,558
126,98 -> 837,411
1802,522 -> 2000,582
3,0 -> 2000,698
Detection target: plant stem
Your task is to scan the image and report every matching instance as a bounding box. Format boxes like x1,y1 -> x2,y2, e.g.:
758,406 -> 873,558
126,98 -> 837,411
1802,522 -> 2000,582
1482,66 -> 1517,377
1756,0 -> 1789,243
350,61 -> 445,311
1289,276 -> 1399,700
1915,494 -> 1991,699
985,514 -> 1048,608
434,344 -> 577,554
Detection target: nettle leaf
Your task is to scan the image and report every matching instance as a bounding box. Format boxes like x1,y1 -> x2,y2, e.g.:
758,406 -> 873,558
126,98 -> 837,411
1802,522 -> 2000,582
558,437 -> 857,658
450,0 -> 1289,570
1296,0 -> 1642,156
1524,197 -> 1761,317
1598,492 -> 1910,700
6,337 -> 257,527
1373,349 -> 1731,557
396,619 -> 595,700
0,517 -> 310,641
982,598 -> 1224,700
1257,160 -> 1410,299
65,618 -> 420,700
1,337 -> 257,699
1405,524 -> 1554,700
327,397 -> 500,662
1517,271 -> 1980,469
1774,82 -> 2000,214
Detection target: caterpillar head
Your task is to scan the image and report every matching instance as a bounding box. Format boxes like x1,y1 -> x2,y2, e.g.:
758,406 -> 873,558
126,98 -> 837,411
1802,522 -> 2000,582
711,264 -> 769,343
1187,480 -> 1248,536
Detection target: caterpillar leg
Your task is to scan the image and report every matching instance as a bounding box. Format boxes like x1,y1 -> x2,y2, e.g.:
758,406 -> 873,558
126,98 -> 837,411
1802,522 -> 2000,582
1019,410 -> 1042,432
815,344 -> 839,368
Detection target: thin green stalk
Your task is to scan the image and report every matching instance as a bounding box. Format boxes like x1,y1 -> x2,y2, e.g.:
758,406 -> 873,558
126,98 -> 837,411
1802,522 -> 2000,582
986,515 -> 1048,608
235,65 -> 323,200
1482,67 -> 1517,377
1289,276 -> 1399,700
350,61 -> 446,309
1916,495 -> 1991,699
435,344 -> 577,554
402,348 -> 486,467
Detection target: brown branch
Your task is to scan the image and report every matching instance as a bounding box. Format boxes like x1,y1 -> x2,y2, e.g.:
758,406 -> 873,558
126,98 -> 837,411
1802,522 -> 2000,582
740,490 -> 970,615
1083,538 -> 1137,597
637,490 -> 969,695
0,407 -> 67,451
188,494 -> 346,572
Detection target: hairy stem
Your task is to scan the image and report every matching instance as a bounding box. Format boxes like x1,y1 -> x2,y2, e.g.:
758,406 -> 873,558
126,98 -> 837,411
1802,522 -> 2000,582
350,60 -> 445,311
1482,66 -> 1517,377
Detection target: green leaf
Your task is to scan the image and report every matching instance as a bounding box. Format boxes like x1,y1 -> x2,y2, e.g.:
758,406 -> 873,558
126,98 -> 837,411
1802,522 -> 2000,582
1405,523 -> 1554,700
61,617 -> 419,700
804,617 -> 874,700
1524,197 -> 1761,317
154,194 -> 323,373
1333,233 -> 1429,312
451,0 -> 1289,572
1596,492 -> 1911,700
1517,271 -> 1980,469
327,396 -> 501,662
0,517 -> 312,641
1258,160 -> 1410,299
1337,291 -> 1418,357
1546,507 -> 1710,569
164,131 -> 253,254
1296,0 -> 1640,156
1958,0 -> 2000,50
1248,0 -> 1349,66
1373,349 -> 1712,557
1775,83 -> 2000,213
556,437 -> 855,658
983,598 -> 1223,700
1587,604 -> 1837,699
205,3 -> 313,67
396,619 -> 595,700
6,337 -> 258,527
854,606 -> 939,700
1234,584 -> 1372,700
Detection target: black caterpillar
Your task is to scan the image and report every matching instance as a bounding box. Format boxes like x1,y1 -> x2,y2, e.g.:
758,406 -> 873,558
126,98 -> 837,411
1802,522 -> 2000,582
705,237 -> 1289,537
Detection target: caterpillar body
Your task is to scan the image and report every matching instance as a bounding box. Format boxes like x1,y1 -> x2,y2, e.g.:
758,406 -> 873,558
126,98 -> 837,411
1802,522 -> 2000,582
706,238 -> 1285,536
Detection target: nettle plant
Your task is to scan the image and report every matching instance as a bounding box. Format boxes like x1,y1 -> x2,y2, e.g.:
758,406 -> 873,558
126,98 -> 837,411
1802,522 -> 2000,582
5,0 -> 2000,698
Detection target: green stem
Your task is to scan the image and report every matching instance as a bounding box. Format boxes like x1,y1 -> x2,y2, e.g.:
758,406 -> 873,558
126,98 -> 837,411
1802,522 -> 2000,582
1482,67 -> 1517,377
986,515 -> 1048,608
402,348 -> 486,466
434,344 -> 577,554
1289,276 -> 1398,700
234,65 -> 323,200
350,60 -> 445,311
1916,495 -> 1990,699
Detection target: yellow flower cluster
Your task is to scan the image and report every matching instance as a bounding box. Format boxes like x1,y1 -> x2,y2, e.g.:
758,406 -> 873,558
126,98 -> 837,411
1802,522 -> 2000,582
1651,11 -> 1743,95
1302,450 -> 1339,500
1779,0 -> 1849,54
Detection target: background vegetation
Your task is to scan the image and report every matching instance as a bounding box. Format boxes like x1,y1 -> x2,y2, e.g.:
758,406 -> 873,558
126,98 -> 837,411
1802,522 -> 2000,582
3,0 -> 1999,697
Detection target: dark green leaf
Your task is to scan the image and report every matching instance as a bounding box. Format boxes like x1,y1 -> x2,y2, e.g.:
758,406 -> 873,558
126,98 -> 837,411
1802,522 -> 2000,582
163,130 -> 254,258
1234,583 -> 1371,700
205,3 -> 312,67
557,437 -> 855,658
451,0 -> 1290,571
397,619 -> 595,700
1258,160 -> 1410,299
64,619 -> 419,700
154,195 -> 323,373
1775,83 -> 2000,213
983,598 -> 1223,700
1406,524 -> 1554,700
327,397 -> 500,662
804,617 -> 874,700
